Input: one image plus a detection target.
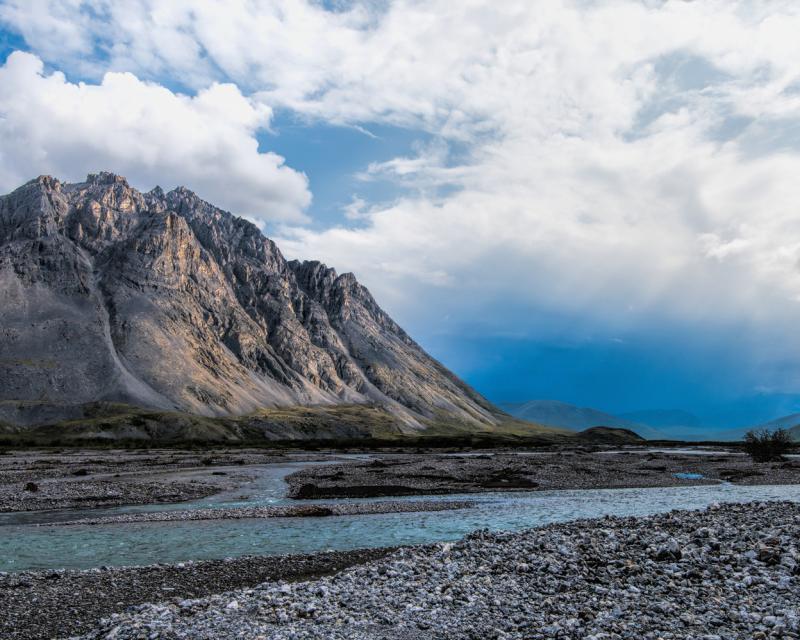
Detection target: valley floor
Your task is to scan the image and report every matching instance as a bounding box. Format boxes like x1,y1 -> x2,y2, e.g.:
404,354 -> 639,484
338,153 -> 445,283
3,447 -> 800,639
1,547 -> 396,640
3,446 -> 800,513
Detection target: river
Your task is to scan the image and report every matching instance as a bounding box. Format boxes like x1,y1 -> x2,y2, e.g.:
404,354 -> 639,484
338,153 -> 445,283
3,456 -> 800,572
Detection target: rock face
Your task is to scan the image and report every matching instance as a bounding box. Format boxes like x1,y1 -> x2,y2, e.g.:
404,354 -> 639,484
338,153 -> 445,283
0,173 -> 501,432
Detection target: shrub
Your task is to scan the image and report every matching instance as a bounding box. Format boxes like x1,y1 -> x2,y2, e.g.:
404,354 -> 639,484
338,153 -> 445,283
743,428 -> 794,462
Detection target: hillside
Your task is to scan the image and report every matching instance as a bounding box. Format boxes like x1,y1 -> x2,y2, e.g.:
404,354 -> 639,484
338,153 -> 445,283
0,172 -> 554,441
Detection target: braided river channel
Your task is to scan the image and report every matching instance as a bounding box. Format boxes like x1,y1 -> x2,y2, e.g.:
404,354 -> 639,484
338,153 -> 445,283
3,453 -> 800,572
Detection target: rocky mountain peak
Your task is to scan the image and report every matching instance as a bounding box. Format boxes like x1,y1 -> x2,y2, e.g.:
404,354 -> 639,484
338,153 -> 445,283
85,171 -> 129,187
0,172 -> 504,434
32,174 -> 63,191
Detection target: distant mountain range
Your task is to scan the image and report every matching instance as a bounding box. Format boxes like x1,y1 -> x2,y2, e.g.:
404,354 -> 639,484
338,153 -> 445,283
4,172 -> 798,446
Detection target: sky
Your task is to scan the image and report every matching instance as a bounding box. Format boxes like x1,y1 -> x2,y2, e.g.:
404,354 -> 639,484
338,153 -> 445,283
3,1 -> 800,428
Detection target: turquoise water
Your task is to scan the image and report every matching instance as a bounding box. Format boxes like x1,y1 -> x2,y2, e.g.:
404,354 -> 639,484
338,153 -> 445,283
3,475 -> 800,572
674,472 -> 705,480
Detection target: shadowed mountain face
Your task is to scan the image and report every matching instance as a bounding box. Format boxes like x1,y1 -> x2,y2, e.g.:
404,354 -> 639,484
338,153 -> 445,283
0,173 -> 502,434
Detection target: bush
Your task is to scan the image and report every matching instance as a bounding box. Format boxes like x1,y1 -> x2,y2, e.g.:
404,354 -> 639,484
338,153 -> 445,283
743,428 -> 794,462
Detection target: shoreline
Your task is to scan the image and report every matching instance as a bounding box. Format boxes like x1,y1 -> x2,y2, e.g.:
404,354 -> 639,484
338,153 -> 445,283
286,450 -> 800,498
67,500 -> 800,639
0,449 -> 342,513
0,547 -> 400,640
3,447 -> 799,517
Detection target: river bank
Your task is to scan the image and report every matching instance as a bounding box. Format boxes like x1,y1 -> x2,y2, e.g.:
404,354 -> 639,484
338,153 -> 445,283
76,501 -> 800,639
287,450 -> 800,498
6,447 -> 798,514
0,449 -> 337,512
0,547 -> 397,640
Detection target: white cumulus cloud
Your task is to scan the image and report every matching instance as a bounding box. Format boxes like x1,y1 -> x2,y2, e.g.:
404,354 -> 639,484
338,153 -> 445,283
6,1 -> 800,391
0,51 -> 310,222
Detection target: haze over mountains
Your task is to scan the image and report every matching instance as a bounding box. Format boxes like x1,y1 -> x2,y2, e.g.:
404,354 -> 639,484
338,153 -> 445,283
0,172 -> 526,440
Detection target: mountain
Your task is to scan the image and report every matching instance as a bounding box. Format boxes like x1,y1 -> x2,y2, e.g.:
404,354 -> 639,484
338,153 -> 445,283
0,172 -> 546,442
500,400 -> 656,438
576,427 -> 645,444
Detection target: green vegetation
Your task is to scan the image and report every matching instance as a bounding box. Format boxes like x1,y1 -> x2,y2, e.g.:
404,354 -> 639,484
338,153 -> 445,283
0,401 -> 576,449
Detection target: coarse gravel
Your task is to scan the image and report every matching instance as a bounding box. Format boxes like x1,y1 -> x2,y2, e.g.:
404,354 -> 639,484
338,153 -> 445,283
78,501 -> 800,639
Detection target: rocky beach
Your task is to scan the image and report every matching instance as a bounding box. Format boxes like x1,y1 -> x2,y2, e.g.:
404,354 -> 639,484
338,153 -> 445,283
39,499 -> 475,527
0,548 -> 396,640
74,501 -> 800,639
5,447 -> 800,515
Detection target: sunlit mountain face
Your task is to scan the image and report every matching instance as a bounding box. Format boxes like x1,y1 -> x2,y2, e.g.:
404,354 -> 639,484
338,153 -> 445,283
3,2 -> 800,435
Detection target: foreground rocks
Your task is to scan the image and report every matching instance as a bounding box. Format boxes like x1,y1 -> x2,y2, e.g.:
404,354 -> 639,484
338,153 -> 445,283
0,548 -> 396,640
80,501 -> 800,639
287,450 -> 800,498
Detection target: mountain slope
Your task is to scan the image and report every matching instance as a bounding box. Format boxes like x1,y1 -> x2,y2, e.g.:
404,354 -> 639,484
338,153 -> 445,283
0,172 -> 511,437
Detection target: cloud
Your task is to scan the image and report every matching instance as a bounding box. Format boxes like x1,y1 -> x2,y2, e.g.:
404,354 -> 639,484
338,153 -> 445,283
6,1 -> 800,394
0,51 -> 310,222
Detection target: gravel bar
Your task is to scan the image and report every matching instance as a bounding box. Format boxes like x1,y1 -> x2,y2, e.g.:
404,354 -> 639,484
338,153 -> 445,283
0,449 -> 333,512
0,548 -> 397,640
287,451 -> 800,498
42,499 -> 474,526
80,501 -> 800,639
